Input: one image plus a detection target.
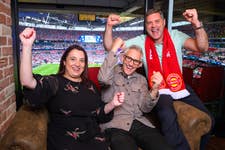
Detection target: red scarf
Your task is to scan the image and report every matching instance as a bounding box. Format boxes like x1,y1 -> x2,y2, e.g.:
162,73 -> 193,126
145,28 -> 189,99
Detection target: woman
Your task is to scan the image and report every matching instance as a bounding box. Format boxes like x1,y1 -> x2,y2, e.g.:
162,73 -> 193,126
19,27 -> 124,150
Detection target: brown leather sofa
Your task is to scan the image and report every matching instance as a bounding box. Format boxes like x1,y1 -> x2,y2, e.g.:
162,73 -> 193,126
0,67 -> 212,150
0,101 -> 212,150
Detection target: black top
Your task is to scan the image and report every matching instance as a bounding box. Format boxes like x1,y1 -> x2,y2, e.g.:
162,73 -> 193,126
23,74 -> 113,150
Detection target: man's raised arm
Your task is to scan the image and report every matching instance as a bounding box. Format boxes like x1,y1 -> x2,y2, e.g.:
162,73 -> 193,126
183,8 -> 209,52
103,14 -> 121,51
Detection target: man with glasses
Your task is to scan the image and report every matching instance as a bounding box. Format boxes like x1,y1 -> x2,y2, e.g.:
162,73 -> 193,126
103,8 -> 214,150
98,37 -> 173,150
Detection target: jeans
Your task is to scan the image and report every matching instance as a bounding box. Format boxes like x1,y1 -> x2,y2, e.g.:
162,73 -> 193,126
105,120 -> 174,150
155,85 -> 215,150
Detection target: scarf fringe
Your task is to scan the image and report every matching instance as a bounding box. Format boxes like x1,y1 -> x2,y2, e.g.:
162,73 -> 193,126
159,89 -> 190,99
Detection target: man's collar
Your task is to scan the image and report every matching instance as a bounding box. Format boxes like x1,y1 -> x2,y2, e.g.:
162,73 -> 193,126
115,65 -> 138,79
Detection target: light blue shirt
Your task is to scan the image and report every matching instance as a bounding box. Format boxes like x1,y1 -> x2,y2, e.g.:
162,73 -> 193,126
125,29 -> 190,75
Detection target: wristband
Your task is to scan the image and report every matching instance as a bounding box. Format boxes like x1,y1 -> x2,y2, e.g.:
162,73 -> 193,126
116,48 -> 122,55
193,22 -> 204,30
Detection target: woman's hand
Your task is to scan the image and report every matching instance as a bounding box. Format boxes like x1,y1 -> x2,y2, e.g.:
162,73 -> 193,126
19,27 -> 37,89
19,27 -> 36,47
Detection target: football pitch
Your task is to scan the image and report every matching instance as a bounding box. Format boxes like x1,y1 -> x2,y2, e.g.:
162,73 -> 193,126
33,63 -> 101,75
33,64 -> 59,75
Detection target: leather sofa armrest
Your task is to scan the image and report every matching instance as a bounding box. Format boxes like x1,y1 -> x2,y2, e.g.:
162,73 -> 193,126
0,105 -> 48,150
173,101 -> 212,150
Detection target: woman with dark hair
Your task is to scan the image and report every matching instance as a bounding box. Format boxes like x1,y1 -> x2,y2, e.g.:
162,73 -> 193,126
19,27 -> 124,150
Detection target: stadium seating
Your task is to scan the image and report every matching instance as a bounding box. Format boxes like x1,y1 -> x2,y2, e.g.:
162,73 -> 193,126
193,66 -> 224,102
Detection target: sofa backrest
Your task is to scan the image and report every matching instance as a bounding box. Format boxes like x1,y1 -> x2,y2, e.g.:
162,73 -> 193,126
88,67 -> 100,90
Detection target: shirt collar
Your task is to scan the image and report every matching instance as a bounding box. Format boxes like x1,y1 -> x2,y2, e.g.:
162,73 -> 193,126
115,65 -> 138,79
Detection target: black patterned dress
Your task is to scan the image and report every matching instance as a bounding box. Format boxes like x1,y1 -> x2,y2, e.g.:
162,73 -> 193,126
23,74 -> 113,150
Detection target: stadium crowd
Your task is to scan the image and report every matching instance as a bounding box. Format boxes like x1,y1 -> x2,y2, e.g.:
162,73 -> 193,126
19,22 -> 225,69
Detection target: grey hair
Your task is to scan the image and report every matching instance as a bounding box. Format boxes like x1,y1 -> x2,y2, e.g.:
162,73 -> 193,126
124,45 -> 143,60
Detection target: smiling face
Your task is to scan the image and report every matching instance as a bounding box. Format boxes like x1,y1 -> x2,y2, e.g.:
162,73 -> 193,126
145,12 -> 166,44
63,49 -> 85,82
122,46 -> 142,76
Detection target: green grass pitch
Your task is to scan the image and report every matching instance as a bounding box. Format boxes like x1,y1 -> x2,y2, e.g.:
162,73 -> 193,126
33,64 -> 59,75
32,63 -> 101,75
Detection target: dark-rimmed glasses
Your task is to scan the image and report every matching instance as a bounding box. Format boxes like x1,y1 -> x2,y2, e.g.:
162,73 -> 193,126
123,55 -> 142,66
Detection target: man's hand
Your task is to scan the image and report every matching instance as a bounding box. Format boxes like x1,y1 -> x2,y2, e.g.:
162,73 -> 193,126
149,71 -> 163,100
111,92 -> 125,107
111,37 -> 125,53
151,71 -> 163,90
107,14 -> 121,27
183,8 -> 201,28
104,92 -> 124,114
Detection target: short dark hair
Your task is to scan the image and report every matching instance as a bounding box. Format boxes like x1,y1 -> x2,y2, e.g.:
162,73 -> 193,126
145,8 -> 165,21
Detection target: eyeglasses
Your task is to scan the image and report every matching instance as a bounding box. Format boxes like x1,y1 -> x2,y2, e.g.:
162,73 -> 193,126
123,55 -> 142,66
